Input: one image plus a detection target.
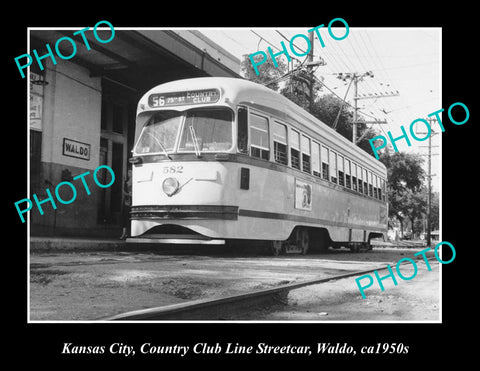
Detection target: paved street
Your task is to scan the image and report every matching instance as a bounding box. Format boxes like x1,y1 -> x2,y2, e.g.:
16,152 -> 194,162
29,246 -> 438,321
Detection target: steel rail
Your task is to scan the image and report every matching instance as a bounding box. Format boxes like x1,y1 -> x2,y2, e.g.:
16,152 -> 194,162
100,262 -> 402,321
102,252 -> 438,321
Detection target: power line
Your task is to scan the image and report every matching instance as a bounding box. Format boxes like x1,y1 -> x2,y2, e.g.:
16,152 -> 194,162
314,34 -> 386,119
362,31 -> 407,125
249,30 -> 278,51
248,29 -> 398,135
314,76 -> 379,121
276,29 -> 308,55
249,29 -> 305,66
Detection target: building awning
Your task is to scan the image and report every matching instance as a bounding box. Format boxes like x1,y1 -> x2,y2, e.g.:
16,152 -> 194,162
30,28 -> 241,92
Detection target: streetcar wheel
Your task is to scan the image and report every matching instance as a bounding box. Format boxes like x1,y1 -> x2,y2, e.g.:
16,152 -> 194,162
360,242 -> 370,252
349,243 -> 360,253
297,229 -> 310,255
271,240 -> 283,256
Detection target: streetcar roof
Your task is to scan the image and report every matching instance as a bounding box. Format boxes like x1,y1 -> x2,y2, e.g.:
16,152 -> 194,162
137,77 -> 386,175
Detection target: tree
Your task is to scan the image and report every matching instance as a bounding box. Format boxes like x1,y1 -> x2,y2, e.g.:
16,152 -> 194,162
430,191 -> 440,231
280,70 -> 322,111
310,94 -> 378,153
379,150 -> 425,236
403,187 -> 428,237
240,54 -> 287,91
240,56 -> 380,154
413,190 -> 439,238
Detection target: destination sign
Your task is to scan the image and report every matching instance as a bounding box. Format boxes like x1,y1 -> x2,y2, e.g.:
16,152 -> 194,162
148,89 -> 220,107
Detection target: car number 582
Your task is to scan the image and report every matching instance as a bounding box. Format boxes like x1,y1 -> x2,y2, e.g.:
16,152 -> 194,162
163,165 -> 183,174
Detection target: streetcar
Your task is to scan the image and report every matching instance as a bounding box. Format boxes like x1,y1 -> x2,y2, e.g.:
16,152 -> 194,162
128,77 -> 388,254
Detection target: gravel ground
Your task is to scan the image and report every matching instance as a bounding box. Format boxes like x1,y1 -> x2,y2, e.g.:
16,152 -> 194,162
232,261 -> 440,321
29,246 -> 439,321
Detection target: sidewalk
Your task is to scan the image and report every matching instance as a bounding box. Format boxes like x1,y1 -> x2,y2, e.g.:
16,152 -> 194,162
30,236 -> 127,252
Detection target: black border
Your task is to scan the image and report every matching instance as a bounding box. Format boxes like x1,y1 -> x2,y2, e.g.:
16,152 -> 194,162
8,3 -> 475,365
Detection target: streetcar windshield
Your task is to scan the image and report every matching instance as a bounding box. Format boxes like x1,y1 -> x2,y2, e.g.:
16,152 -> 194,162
134,111 -> 182,155
178,109 -> 233,153
134,108 -> 233,155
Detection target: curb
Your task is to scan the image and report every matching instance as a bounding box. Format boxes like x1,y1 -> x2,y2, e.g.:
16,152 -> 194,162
30,237 -> 127,252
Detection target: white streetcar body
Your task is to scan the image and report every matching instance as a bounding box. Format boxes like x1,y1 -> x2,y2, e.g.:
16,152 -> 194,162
129,77 -> 387,252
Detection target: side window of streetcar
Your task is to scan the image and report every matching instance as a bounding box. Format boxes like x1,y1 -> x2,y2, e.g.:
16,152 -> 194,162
301,135 -> 311,174
272,121 -> 288,165
338,155 -> 345,186
368,172 -> 373,197
321,145 -> 329,180
330,151 -> 337,184
345,159 -> 351,189
381,178 -> 386,201
237,107 -> 248,154
290,129 -> 301,170
250,113 -> 269,160
358,166 -> 363,194
378,179 -> 382,200
351,163 -> 357,191
312,142 -> 321,177
363,168 -> 368,196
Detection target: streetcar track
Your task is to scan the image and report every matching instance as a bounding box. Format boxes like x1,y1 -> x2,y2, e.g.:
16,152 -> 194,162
101,256 -> 436,321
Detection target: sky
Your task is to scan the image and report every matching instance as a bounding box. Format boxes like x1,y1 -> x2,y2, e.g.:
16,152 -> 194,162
200,27 -> 441,191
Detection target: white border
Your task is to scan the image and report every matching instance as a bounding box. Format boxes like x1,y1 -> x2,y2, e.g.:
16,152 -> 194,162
26,26 -> 442,325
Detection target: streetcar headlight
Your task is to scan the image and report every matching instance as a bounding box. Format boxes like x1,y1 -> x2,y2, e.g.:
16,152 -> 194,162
162,177 -> 180,197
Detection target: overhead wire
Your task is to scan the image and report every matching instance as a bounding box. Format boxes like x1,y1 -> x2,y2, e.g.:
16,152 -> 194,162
249,28 -> 396,130
246,28 -> 438,148
362,30 -> 409,127
335,30 -> 405,132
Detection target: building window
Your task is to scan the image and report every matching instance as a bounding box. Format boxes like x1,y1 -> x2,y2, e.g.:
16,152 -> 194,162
272,121 -> 288,165
312,141 -> 321,177
290,129 -> 301,170
250,113 -> 269,160
301,135 -> 311,174
321,145 -> 329,180
30,72 -> 44,131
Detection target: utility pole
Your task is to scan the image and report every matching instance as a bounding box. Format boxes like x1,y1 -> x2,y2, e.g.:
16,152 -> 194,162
303,30 -> 326,113
427,119 -> 432,247
353,75 -> 358,144
308,31 -> 314,112
336,71 -> 399,144
418,118 -> 439,247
